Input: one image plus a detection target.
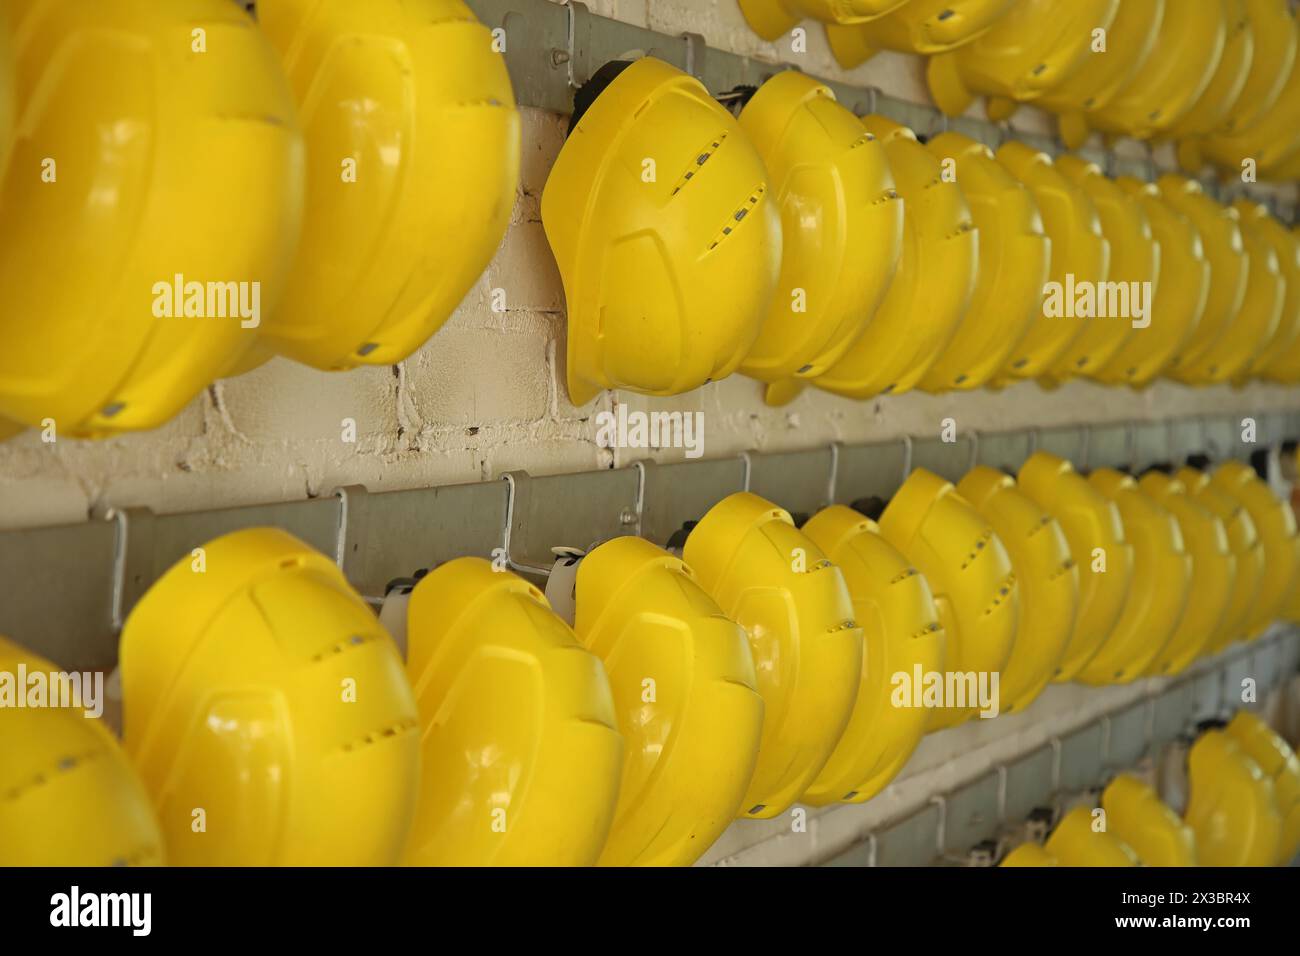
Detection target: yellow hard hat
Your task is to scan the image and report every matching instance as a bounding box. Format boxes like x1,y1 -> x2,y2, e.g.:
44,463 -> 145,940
800,506 -> 946,806
683,492 -> 863,819
1234,200 -> 1300,379
0,637 -> 163,866
1101,774 -> 1197,866
1211,460 -> 1299,633
1088,0 -> 1228,142
956,466 -> 1076,714
1165,0 -> 1253,142
999,842 -> 1058,866
812,116 -> 976,401
120,527 -> 419,866
738,0 -> 909,41
1185,729 -> 1282,866
878,469 -> 1018,731
737,72 -> 902,386
994,142 -> 1109,382
1158,175 -> 1248,382
1095,177 -> 1209,387
926,0 -> 1121,118
1018,451 -> 1132,681
1201,23 -> 1300,176
826,0 -> 1017,68
1050,155 -> 1152,381
542,57 -> 781,406
248,0 -> 519,371
1225,711 -> 1300,863
1038,0 -> 1166,150
1045,804 -> 1139,866
1176,465 -> 1264,652
400,557 -> 623,866
1198,200 -> 1284,382
1218,0 -> 1299,137
0,0 -> 303,437
920,132 -> 1049,392
1261,224 -> 1300,382
1174,0 -> 1297,169
1136,472 -> 1233,674
571,537 -> 763,866
0,7 -> 12,168
1077,468 -> 1190,684
0,417 -> 22,443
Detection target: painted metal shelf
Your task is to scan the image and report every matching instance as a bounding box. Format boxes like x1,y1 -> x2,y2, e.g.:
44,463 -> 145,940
2,410 -> 1298,672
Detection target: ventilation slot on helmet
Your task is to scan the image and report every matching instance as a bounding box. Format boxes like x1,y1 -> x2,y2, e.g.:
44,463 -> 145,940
2,747 -> 101,803
338,717 -> 419,755
671,132 -> 728,197
708,184 -> 766,252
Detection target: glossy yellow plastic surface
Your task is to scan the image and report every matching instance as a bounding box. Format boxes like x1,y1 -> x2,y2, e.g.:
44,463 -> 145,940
926,0 -> 1120,117
1262,224 -> 1300,382
1050,155 -> 1150,380
956,467 -> 1076,713
1177,466 -> 1263,652
1137,472 -> 1233,675
0,0 -> 303,437
1165,0 -> 1252,141
1199,201 -> 1283,382
1018,452 -> 1132,681
813,116 -> 976,400
1225,711 -> 1300,863
402,557 -> 622,866
1211,460 -> 1299,636
1088,0 -> 1227,141
737,72 -> 902,385
1102,774 -> 1197,866
800,506 -> 945,806
738,0 -> 908,41
121,527 -> 419,867
995,142 -> 1109,381
252,0 -> 518,371
1201,31 -> 1300,176
1242,210 -> 1300,379
1185,730 -> 1282,866
1045,805 -> 1139,866
878,469 -> 1017,730
1219,0 -> 1298,136
1096,178 -> 1209,387
683,492 -> 862,819
1235,200 -> 1300,378
0,637 -> 163,867
1039,0 -> 1165,149
543,57 -> 780,406
572,537 -> 763,866
999,842 -> 1058,866
825,0 -> 1017,68
0,10 -> 12,168
920,132 -> 1049,392
1077,468 -> 1190,684
1158,176 -> 1248,381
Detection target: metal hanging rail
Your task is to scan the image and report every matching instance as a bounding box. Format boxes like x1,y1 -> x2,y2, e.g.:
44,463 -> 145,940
465,0 -> 1293,216
2,410 -> 1298,673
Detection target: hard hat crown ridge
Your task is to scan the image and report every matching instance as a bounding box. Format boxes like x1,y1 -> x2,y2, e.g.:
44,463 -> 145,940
542,56 -> 782,406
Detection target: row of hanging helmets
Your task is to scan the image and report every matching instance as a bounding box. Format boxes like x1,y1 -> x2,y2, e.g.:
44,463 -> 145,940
5,1 -> 1300,447
543,54 -> 1300,410
6,441 -> 1300,866
740,0 -> 1300,178
1001,710 -> 1299,867
0,0 -> 520,441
